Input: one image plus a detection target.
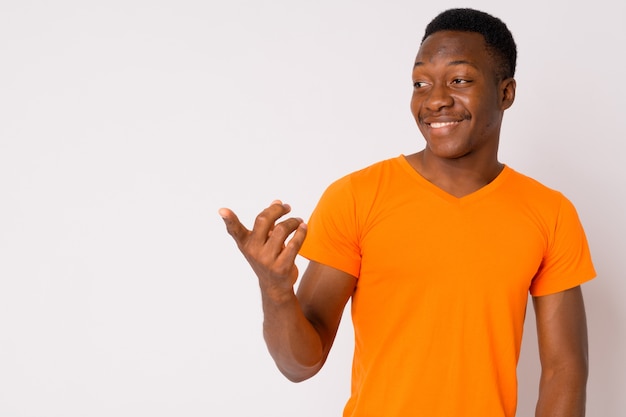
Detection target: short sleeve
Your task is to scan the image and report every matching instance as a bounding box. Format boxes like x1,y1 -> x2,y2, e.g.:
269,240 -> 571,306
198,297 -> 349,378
299,175 -> 361,278
530,194 -> 596,296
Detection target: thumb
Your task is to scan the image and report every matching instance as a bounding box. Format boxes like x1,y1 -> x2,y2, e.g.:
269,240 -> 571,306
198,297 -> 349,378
218,207 -> 234,220
218,207 -> 249,243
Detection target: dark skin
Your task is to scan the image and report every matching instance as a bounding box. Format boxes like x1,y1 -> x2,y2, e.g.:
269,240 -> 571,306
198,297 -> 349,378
219,202 -> 355,381
220,31 -> 589,416
407,31 -> 514,197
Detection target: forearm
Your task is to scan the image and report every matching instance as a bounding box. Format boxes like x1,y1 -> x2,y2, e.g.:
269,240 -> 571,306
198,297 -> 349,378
535,364 -> 587,417
261,289 -> 325,382
219,204 -> 343,382
533,287 -> 589,417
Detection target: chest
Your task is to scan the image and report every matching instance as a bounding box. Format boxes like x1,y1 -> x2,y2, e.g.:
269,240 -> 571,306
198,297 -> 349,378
356,197 -> 549,297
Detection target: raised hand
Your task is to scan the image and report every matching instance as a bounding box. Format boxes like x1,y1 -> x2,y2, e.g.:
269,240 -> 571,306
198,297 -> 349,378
218,201 -> 307,299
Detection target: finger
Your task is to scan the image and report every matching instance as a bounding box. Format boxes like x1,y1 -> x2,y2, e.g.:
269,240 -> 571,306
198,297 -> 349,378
265,217 -> 304,255
267,200 -> 293,237
275,222 -> 308,266
218,207 -> 251,245
249,201 -> 292,245
270,200 -> 291,212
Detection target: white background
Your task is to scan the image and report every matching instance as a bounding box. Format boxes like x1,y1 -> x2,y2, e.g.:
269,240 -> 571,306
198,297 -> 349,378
1,0 -> 624,416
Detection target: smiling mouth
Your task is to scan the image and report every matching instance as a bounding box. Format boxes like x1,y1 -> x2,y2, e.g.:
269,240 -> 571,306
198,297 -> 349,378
429,121 -> 460,129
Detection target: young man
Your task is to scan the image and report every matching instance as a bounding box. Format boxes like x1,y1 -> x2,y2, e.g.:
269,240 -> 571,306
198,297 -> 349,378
219,8 -> 596,417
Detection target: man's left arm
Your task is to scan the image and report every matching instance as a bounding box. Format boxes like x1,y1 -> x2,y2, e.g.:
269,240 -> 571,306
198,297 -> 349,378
533,285 -> 589,417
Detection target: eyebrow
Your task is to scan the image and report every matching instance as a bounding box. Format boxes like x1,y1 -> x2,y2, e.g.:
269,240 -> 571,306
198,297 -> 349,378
413,60 -> 479,69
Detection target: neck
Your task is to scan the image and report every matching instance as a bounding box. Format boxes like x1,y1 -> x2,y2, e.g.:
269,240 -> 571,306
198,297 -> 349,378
406,150 -> 504,198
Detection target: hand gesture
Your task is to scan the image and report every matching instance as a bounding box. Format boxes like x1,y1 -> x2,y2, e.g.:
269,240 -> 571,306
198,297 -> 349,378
219,201 -> 307,299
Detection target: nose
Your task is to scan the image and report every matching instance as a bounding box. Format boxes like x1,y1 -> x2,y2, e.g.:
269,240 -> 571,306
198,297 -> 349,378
424,82 -> 454,111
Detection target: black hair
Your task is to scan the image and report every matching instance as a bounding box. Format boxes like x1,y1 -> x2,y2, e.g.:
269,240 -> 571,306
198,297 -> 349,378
422,8 -> 517,80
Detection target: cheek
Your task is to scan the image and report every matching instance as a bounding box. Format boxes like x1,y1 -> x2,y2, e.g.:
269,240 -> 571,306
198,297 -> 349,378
410,96 -> 421,118
453,95 -> 472,111
479,102 -> 503,127
469,89 -> 500,117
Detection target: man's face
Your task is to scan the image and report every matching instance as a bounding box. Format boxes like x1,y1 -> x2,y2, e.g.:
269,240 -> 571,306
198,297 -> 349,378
410,30 -> 514,161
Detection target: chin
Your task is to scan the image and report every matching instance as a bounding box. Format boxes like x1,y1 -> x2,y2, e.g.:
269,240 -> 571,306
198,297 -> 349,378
426,140 -> 472,160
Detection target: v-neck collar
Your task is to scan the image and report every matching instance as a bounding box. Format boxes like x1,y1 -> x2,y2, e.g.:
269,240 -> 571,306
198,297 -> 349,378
397,154 -> 510,206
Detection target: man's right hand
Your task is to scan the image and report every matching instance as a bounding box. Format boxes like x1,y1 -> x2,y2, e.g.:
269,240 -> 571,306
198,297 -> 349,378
219,201 -> 355,382
218,201 -> 307,301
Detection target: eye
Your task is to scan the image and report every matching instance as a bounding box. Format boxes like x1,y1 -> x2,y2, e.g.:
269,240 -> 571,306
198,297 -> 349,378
413,81 -> 428,88
451,78 -> 470,85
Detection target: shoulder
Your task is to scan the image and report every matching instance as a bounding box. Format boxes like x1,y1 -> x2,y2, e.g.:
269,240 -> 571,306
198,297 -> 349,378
313,156 -> 406,216
504,167 -> 568,207
502,168 -> 587,238
326,155 -> 407,192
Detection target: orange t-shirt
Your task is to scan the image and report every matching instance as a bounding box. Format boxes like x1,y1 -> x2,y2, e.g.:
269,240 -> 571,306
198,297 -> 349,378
299,155 -> 596,417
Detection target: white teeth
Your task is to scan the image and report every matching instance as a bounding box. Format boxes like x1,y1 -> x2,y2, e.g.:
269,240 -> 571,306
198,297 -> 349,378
430,121 -> 458,128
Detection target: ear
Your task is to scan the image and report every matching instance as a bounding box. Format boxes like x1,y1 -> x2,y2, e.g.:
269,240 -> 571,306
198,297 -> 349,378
500,77 -> 516,110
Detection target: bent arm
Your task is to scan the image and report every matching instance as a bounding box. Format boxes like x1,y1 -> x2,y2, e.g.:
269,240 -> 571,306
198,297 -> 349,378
533,285 -> 589,417
219,203 -> 356,382
263,261 -> 356,382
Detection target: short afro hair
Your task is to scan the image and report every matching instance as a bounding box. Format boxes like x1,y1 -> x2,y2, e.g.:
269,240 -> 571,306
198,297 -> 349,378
422,8 -> 517,80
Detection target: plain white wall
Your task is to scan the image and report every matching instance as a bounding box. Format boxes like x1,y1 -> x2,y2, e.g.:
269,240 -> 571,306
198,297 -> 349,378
1,0 -> 624,416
